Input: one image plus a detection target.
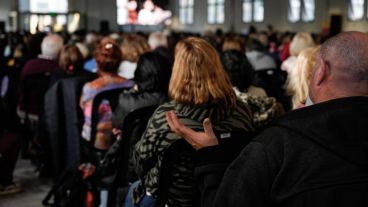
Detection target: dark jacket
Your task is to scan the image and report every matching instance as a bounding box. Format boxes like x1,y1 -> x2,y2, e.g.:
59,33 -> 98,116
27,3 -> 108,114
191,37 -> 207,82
133,100 -> 254,206
196,96 -> 368,207
43,76 -> 95,180
112,91 -> 168,129
20,58 -> 58,81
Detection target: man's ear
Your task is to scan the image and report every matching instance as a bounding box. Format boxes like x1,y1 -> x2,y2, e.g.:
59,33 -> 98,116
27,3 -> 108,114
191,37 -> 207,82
314,59 -> 329,86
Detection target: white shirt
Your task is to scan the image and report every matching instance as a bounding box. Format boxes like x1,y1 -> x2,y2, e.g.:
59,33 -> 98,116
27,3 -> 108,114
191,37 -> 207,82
118,60 -> 137,79
246,51 -> 277,71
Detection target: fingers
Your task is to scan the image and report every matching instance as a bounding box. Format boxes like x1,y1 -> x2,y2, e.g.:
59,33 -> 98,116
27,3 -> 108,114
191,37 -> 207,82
166,110 -> 188,136
203,118 -> 216,137
203,118 -> 219,146
166,111 -> 218,149
166,111 -> 179,134
166,110 -> 175,129
112,128 -> 122,136
166,110 -> 195,140
203,118 -> 212,134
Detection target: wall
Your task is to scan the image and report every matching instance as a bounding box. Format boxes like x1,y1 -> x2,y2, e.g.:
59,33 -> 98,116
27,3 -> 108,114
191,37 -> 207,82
169,0 -> 368,34
70,0 -> 119,32
0,0 -> 16,31
3,0 -> 368,33
1,0 -> 120,32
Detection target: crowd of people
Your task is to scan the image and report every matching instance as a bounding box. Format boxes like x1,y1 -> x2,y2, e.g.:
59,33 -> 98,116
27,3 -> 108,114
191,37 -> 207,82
0,25 -> 367,207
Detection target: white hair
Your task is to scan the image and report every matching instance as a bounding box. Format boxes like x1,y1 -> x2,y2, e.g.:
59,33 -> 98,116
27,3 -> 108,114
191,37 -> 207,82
148,32 -> 168,50
41,34 -> 64,60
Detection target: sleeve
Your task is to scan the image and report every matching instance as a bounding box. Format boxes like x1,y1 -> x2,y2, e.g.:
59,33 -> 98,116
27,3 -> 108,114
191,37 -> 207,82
133,108 -> 166,177
195,141 -> 275,207
20,61 -> 30,81
111,93 -> 131,129
79,83 -> 92,109
133,105 -> 179,178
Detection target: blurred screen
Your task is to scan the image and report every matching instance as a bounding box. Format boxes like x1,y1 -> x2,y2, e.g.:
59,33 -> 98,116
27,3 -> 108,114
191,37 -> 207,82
117,0 -> 172,25
19,0 -> 68,13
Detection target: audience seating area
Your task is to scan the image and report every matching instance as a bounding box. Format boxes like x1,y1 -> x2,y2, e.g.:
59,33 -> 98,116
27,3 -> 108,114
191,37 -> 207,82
0,23 -> 367,207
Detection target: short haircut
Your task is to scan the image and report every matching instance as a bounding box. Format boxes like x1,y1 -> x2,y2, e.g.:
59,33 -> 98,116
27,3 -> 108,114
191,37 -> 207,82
222,36 -> 245,53
169,37 -> 237,107
59,44 -> 84,74
290,32 -> 315,56
121,34 -> 150,62
321,31 -> 368,81
220,50 -> 255,91
134,52 -> 172,93
41,34 -> 64,60
94,37 -> 122,73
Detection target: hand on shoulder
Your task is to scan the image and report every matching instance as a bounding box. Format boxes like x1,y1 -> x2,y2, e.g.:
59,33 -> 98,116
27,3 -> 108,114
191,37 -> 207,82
166,110 -> 219,150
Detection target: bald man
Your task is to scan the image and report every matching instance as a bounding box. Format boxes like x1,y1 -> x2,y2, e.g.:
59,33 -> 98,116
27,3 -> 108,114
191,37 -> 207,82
166,31 -> 368,207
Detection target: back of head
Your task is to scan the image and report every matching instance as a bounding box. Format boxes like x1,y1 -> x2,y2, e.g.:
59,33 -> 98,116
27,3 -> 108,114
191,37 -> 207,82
222,36 -> 245,53
86,32 -> 99,45
310,31 -> 368,102
148,32 -> 168,50
290,32 -> 315,56
121,34 -> 150,62
75,42 -> 89,59
94,37 -> 122,73
169,37 -> 236,106
59,44 -> 84,74
246,38 -> 264,52
321,31 -> 368,83
324,31 -> 368,88
41,34 -> 64,60
257,32 -> 269,48
134,51 -> 172,93
288,46 -> 320,108
220,50 -> 255,91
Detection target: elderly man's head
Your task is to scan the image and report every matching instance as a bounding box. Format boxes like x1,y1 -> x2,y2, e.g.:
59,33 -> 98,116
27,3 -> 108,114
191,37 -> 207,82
309,31 -> 368,103
41,34 -> 64,60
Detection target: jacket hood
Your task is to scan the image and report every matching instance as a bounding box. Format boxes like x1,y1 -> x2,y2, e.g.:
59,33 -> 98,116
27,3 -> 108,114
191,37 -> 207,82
276,96 -> 368,166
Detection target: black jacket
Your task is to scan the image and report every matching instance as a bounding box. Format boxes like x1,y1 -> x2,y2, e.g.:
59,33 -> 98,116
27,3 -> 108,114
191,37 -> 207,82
196,96 -> 368,207
43,76 -> 95,180
112,91 -> 168,129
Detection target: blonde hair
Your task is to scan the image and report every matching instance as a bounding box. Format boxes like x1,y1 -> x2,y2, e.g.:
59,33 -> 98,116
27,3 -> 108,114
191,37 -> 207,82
288,46 -> 320,108
121,34 -> 150,62
222,36 -> 245,53
169,37 -> 237,107
290,32 -> 315,56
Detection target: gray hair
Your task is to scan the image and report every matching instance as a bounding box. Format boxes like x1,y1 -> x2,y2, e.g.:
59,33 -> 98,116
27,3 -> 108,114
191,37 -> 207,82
321,31 -> 368,81
41,34 -> 64,60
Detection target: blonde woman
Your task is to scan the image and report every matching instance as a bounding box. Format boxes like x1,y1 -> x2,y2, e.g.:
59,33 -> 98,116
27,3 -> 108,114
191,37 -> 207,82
118,34 -> 150,79
124,37 -> 254,207
287,46 -> 320,109
281,32 -> 315,74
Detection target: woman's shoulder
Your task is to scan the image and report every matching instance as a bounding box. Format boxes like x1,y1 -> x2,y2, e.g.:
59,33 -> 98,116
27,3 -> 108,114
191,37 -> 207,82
88,76 -> 134,89
154,100 -> 176,114
81,82 -> 99,102
119,91 -> 168,110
